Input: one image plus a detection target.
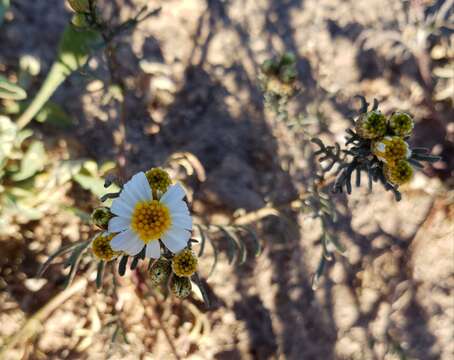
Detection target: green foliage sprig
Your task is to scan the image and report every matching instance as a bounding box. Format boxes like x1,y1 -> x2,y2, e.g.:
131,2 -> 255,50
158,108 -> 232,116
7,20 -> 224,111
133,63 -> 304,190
259,54 -> 442,288
15,1 -> 161,129
312,96 -> 441,201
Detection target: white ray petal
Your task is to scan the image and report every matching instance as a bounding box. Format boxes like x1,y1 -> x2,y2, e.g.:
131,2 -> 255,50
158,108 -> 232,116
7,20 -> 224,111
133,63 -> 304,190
161,227 -> 190,253
111,197 -> 133,217
119,186 -> 138,208
125,235 -> 145,256
168,200 -> 190,215
145,241 -> 161,259
171,213 -> 192,230
108,216 -> 130,233
123,181 -> 143,204
111,230 -> 144,255
131,172 -> 152,201
161,183 -> 186,205
110,229 -> 135,251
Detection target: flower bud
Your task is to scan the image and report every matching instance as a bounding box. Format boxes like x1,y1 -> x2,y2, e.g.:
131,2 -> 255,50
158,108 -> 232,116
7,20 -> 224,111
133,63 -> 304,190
279,65 -> 297,84
91,207 -> 113,229
389,112 -> 414,137
92,233 -> 120,261
71,13 -> 89,28
266,77 -> 295,97
355,111 -> 387,139
145,167 -> 172,193
149,258 -> 171,286
172,248 -> 198,277
68,0 -> 90,13
383,160 -> 414,186
279,52 -> 297,67
372,136 -> 411,164
171,276 -> 192,299
260,59 -> 278,75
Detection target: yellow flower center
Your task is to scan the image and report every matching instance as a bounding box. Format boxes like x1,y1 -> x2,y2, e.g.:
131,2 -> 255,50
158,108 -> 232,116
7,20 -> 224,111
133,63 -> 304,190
131,200 -> 172,243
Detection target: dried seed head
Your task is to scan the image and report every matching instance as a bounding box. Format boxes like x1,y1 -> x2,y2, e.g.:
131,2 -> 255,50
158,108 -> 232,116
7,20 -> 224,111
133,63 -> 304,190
171,276 -> 192,299
149,258 -> 171,286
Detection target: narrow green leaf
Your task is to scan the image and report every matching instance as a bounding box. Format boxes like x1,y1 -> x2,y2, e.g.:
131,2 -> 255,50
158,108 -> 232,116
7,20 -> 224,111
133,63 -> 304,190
11,141 -> 46,181
0,0 -> 10,26
226,226 -> 247,264
191,272 -> 210,308
96,261 -> 105,289
216,225 -> 238,264
237,225 -> 262,256
321,233 -> 333,261
311,256 -> 326,290
195,224 -> 206,256
35,102 -> 73,128
0,75 -> 27,100
206,234 -> 218,278
130,247 -> 145,270
73,173 -> 108,197
118,255 -> 128,276
64,240 -> 91,287
38,241 -> 83,276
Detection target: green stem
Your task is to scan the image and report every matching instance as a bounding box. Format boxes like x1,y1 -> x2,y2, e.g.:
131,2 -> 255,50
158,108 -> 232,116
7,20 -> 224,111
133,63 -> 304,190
16,62 -> 67,129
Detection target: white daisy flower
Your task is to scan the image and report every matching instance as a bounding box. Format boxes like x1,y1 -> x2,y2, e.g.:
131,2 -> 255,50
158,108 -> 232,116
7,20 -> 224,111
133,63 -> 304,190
107,172 -> 192,259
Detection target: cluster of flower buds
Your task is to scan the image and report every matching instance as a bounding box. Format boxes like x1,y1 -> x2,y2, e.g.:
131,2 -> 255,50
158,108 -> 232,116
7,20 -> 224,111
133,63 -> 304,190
260,52 -> 298,97
355,111 -> 415,185
90,167 -> 198,298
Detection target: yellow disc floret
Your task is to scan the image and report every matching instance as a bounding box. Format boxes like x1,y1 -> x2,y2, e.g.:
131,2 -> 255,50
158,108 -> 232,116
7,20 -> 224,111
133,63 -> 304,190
92,233 -> 120,261
384,160 -> 414,186
372,136 -> 411,164
171,248 -> 198,277
130,200 -> 172,243
145,168 -> 172,193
